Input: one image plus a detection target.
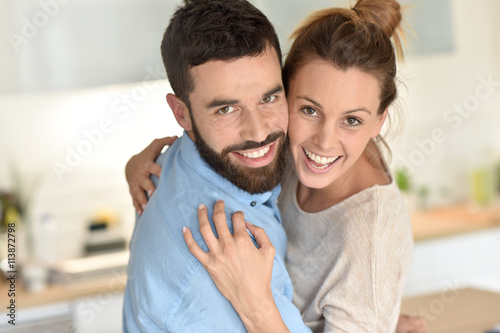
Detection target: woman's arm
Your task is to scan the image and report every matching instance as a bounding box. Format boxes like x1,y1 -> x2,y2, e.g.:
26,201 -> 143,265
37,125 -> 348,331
183,200 -> 290,333
125,136 -> 177,215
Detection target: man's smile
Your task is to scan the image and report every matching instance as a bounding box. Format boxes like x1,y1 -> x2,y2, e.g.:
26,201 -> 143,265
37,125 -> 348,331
231,141 -> 278,168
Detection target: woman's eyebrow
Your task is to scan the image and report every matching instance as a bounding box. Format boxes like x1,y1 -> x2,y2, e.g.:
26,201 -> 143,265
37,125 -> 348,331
296,96 -> 323,109
344,108 -> 372,115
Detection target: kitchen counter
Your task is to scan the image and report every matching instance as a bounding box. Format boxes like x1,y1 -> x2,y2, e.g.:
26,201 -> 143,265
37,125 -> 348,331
0,272 -> 127,309
410,203 -> 500,241
401,287 -> 500,333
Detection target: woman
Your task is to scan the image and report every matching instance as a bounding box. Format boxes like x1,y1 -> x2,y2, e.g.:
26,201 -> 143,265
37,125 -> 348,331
126,0 -> 425,331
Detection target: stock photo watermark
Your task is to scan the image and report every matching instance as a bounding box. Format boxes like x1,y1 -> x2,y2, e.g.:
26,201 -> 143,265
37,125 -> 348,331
4,222 -> 18,326
8,0 -> 73,54
409,279 -> 462,323
398,74 -> 499,174
45,269 -> 128,333
75,269 -> 127,323
51,66 -> 165,182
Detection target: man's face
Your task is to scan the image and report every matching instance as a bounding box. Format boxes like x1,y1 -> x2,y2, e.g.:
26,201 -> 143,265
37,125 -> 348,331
187,47 -> 288,194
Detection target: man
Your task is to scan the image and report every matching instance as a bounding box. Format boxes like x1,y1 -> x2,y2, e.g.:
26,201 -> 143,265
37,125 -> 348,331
123,0 -> 309,331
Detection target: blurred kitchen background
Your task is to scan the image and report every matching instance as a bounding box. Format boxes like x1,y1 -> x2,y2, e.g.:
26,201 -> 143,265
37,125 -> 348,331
0,0 -> 499,332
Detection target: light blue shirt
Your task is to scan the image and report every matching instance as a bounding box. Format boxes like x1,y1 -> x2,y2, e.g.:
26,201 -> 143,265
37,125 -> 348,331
123,133 -> 310,332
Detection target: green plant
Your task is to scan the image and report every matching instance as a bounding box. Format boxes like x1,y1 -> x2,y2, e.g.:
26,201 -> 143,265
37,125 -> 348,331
395,168 -> 411,192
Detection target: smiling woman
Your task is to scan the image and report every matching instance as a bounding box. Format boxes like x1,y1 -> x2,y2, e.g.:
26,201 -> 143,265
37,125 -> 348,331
288,63 -> 389,205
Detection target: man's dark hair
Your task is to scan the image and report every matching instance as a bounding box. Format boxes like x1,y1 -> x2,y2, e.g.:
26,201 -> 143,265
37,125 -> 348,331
161,0 -> 282,108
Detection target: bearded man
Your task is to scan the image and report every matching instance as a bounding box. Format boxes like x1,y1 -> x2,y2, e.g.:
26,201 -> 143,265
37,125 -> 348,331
122,1 -> 310,332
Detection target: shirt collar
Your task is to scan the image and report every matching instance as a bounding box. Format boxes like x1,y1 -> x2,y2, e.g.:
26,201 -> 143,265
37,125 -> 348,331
178,132 -> 281,208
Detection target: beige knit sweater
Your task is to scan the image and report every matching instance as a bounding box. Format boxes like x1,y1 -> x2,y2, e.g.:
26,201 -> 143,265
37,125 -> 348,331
278,167 -> 414,333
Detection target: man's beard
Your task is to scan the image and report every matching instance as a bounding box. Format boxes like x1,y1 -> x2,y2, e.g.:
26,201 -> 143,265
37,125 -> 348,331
191,118 -> 287,194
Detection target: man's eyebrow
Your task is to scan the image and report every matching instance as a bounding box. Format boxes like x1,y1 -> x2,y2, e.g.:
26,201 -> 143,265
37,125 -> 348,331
206,98 -> 239,109
262,85 -> 284,99
205,84 -> 284,109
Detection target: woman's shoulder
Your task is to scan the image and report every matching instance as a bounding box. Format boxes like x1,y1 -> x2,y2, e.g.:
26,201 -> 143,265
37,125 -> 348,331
337,180 -> 411,238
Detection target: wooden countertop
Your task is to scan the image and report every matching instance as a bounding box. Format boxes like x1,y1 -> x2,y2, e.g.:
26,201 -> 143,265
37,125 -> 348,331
1,273 -> 127,309
401,288 -> 500,333
410,203 -> 500,241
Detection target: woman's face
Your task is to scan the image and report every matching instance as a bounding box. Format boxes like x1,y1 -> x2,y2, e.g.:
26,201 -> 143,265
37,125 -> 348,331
287,60 -> 387,189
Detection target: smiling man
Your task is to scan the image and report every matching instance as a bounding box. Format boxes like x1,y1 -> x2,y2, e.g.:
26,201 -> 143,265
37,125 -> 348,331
172,50 -> 288,195
122,0 -> 309,332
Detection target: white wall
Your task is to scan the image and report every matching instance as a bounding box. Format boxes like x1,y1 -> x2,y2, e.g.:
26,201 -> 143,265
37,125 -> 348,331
0,0 -> 17,93
404,227 -> 500,297
0,0 -> 181,93
393,0 -> 500,204
258,0 -> 343,53
0,80 -> 181,261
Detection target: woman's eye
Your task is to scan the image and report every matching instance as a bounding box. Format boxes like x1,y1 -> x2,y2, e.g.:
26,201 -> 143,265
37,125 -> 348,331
261,95 -> 276,103
345,117 -> 360,125
218,106 -> 236,114
302,107 -> 317,116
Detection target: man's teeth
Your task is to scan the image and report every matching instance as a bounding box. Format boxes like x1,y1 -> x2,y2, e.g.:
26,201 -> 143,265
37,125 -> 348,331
240,146 -> 270,159
303,148 -> 339,167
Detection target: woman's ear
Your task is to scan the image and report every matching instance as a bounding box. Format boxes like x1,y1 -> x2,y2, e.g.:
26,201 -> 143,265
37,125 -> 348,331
371,108 -> 388,138
166,93 -> 192,131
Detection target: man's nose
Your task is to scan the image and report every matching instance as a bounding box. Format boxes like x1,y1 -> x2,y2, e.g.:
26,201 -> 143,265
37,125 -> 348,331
240,108 -> 271,143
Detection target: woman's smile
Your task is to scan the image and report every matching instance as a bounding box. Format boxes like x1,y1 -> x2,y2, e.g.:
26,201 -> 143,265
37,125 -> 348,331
302,147 -> 341,171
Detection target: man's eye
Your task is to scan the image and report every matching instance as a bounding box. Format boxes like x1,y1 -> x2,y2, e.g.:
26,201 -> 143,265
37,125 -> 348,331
218,106 -> 236,114
261,95 -> 276,103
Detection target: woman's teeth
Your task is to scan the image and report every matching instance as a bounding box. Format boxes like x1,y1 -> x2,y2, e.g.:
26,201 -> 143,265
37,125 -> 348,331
303,148 -> 339,169
239,146 -> 270,159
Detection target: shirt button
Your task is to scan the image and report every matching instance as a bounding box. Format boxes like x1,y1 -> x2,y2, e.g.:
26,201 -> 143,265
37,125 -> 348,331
250,201 -> 257,207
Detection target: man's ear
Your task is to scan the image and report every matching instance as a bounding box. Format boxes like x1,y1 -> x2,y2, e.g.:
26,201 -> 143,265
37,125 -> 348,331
371,108 -> 388,138
166,93 -> 192,131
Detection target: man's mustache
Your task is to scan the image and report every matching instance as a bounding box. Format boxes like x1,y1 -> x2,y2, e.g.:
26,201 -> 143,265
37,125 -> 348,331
222,131 -> 286,154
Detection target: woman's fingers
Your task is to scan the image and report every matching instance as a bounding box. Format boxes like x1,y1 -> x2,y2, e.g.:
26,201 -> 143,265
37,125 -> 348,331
139,177 -> 156,199
145,160 -> 162,178
232,211 -> 247,237
132,199 -> 143,216
125,136 -> 178,215
150,136 -> 177,156
211,200 -> 232,240
193,202 -> 273,263
183,227 -> 208,265
197,204 -> 219,251
245,223 -> 274,255
132,191 -> 147,214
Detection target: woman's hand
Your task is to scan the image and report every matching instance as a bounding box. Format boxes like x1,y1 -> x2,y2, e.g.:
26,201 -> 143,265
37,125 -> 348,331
125,136 -> 177,215
396,314 -> 427,333
183,200 -> 289,333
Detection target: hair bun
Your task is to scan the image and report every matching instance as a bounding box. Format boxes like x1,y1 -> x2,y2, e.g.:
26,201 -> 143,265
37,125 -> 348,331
353,0 -> 404,58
